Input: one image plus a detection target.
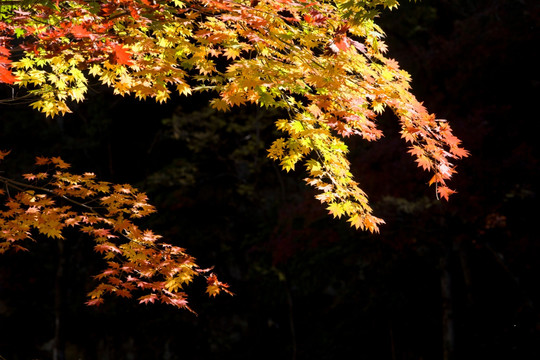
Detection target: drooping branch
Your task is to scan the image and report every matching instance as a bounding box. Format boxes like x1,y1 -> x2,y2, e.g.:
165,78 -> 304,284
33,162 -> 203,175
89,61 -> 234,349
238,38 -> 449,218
0,154 -> 232,311
0,0 -> 468,233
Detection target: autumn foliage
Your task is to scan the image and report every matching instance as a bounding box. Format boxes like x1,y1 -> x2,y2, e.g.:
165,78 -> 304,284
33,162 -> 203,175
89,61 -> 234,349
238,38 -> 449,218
0,151 -> 232,310
0,0 -> 467,308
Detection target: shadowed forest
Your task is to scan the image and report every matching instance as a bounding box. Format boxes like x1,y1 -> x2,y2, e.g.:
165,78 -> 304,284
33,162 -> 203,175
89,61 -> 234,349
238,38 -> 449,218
1,0 -> 539,359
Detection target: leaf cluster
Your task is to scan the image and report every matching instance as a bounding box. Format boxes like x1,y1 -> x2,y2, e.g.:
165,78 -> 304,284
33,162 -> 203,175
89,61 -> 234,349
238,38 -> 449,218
0,0 -> 468,311
0,0 -> 468,233
0,151 -> 231,310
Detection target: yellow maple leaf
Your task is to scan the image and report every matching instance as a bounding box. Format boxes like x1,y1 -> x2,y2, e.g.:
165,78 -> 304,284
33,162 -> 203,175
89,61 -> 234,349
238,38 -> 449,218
327,202 -> 344,219
223,47 -> 241,60
210,98 -> 230,111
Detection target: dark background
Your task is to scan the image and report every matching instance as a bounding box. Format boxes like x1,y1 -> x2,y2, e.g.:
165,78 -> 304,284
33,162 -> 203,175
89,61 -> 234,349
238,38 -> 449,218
1,0 -> 539,359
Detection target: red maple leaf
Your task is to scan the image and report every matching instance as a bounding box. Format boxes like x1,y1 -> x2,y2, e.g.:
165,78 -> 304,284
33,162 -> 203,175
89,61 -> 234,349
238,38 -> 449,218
86,298 -> 104,306
0,46 -> 10,57
334,35 -> 350,51
70,25 -> 92,39
138,293 -> 158,304
112,44 -> 133,66
115,289 -> 133,298
100,3 -> 118,16
0,66 -> 16,84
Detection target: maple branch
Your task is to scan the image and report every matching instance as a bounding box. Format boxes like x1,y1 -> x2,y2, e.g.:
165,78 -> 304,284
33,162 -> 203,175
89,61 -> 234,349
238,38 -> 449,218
0,92 -> 41,105
0,175 -> 154,248
0,0 -> 25,5
106,11 -> 132,22
0,174 -> 96,213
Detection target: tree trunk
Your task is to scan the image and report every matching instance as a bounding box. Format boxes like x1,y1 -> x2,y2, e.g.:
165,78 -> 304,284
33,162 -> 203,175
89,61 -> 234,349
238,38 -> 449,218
284,278 -> 297,360
53,238 -> 65,360
440,251 -> 454,360
389,319 -> 397,360
457,240 -> 474,306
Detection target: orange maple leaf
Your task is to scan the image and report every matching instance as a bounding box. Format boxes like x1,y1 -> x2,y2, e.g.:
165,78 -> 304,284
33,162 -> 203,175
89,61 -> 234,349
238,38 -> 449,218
334,36 -> 350,51
0,149 -> 11,160
437,186 -> 456,201
450,146 -> 470,158
35,156 -> 50,165
112,44 -> 133,66
206,273 -> 233,297
415,155 -> 432,171
51,157 -> 70,169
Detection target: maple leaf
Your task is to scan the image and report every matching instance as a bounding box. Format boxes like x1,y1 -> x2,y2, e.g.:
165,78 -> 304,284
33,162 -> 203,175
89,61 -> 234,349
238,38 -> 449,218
163,294 -> 191,310
437,186 -> 456,201
211,97 -> 231,113
206,284 -> 222,297
138,293 -> 159,304
450,146 -> 470,158
415,155 -> 432,171
0,149 -> 11,160
223,47 -> 241,60
35,156 -> 51,166
333,36 -> 350,51
206,273 -> 233,297
70,25 -> 92,39
327,202 -> 344,219
51,156 -> 70,169
112,44 -> 133,66
23,173 -> 37,181
307,104 -> 323,118
0,67 -> 17,84
115,289 -> 133,298
38,225 -> 64,239
165,278 -> 182,293
85,298 -> 104,306
348,214 -> 364,230
0,46 -> 10,57
363,215 -> 385,233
